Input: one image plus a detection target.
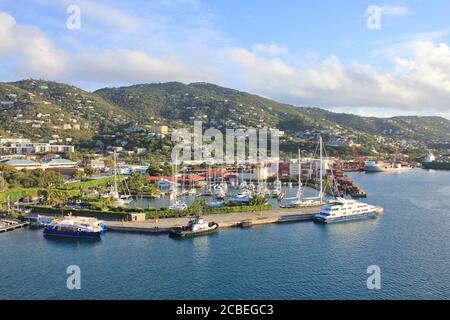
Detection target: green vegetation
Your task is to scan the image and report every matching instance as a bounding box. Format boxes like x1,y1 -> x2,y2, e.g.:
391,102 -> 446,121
26,205 -> 134,220
146,203 -> 273,219
0,188 -> 41,203
2,79 -> 449,157
0,165 -> 64,189
25,202 -> 272,220
59,177 -> 114,190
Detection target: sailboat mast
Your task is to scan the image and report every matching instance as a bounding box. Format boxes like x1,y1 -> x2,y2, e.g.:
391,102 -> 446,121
298,149 -> 302,199
174,155 -> 178,196
113,151 -> 118,198
319,136 -> 323,202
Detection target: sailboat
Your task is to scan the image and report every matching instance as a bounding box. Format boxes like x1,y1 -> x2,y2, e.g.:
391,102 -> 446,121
269,161 -> 283,198
103,152 -> 133,206
169,156 -> 188,211
281,137 -> 329,208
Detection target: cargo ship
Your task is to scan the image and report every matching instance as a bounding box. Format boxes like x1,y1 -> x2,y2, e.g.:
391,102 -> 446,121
422,153 -> 450,170
364,161 -> 412,173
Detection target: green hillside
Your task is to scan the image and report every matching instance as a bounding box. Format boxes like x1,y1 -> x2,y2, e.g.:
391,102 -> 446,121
0,79 -> 129,143
1,79 -> 449,157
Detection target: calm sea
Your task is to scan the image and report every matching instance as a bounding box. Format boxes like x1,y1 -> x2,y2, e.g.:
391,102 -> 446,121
1,169 -> 449,299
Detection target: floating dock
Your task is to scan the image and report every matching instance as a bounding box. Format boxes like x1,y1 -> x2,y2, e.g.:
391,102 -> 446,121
0,219 -> 30,233
105,207 -> 319,234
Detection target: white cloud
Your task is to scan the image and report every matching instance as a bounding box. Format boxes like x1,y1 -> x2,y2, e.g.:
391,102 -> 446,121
1,6 -> 450,119
379,5 -> 411,17
70,48 -> 222,84
0,12 -> 68,79
252,44 -> 290,56
0,9 -> 223,86
228,41 -> 450,117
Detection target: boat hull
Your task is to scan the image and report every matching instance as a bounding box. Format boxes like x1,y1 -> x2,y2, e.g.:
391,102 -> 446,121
313,209 -> 383,223
43,228 -> 102,239
169,223 -> 219,238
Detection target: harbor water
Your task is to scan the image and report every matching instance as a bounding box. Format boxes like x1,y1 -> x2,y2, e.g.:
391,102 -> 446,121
1,169 -> 449,299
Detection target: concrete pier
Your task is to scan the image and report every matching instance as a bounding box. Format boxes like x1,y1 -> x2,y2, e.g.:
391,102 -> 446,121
0,219 -> 30,233
105,207 -> 319,234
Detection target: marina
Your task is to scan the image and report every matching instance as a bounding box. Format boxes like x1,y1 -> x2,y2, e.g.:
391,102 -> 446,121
105,207 -> 318,234
1,170 -> 449,300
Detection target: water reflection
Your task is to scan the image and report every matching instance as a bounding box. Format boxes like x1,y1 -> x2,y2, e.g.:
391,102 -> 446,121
130,186 -> 321,210
44,235 -> 102,248
314,217 -> 381,248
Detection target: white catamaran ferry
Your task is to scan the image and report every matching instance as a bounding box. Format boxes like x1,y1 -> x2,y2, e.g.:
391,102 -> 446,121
313,198 -> 384,223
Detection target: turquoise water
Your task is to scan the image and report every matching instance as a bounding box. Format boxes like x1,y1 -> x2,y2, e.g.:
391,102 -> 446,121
1,169 -> 449,299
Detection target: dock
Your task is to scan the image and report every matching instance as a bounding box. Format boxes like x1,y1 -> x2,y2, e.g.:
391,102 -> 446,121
105,207 -> 319,234
0,219 -> 30,233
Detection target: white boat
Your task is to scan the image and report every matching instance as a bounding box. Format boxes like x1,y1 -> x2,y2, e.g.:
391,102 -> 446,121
169,201 -> 188,211
104,152 -> 133,205
269,177 -> 283,198
213,185 -> 226,199
229,189 -> 252,204
26,214 -> 55,227
364,161 -> 412,172
168,156 -> 188,211
313,198 -> 384,223
281,139 -> 328,208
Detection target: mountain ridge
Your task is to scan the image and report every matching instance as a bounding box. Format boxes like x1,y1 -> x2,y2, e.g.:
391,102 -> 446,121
1,79 -> 449,155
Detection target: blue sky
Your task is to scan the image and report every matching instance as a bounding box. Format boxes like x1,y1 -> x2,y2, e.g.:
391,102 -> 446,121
1,0 -> 450,118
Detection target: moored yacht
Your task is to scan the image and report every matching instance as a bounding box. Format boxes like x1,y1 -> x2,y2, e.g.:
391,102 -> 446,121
229,189 -> 252,204
43,220 -> 103,239
313,198 -> 383,223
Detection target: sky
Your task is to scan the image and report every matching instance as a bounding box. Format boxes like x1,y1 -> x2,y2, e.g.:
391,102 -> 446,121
1,0 -> 450,118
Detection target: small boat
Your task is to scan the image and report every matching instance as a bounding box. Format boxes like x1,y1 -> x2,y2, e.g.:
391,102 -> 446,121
169,201 -> 188,211
349,189 -> 367,198
43,220 -> 102,239
25,214 -> 55,227
169,217 -> 219,238
213,185 -> 226,199
229,189 -> 252,204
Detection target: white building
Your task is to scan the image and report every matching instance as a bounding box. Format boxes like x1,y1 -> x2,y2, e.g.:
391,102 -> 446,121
0,139 -> 75,155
